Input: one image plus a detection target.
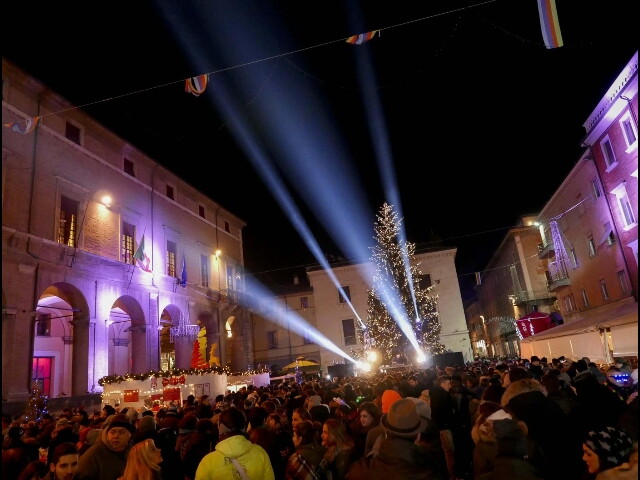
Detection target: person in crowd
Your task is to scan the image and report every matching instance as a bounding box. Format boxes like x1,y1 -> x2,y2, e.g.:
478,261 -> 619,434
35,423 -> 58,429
266,412 -> 295,462
541,371 -> 578,416
16,459 -> 49,480
182,418 -> 217,480
75,414 -> 133,480
291,407 -> 312,432
195,407 -> 274,480
285,420 -> 327,480
346,397 -> 439,480
3,425 -> 39,480
581,427 -> 634,479
319,418 -> 354,480
470,402 -> 506,478
502,378 -> 584,480
429,374 -> 456,480
118,438 -> 162,480
349,402 -> 380,459
132,414 -> 157,445
527,356 -> 544,380
175,414 -> 198,463
363,389 -> 401,457
45,442 -> 79,480
475,418 -> 540,480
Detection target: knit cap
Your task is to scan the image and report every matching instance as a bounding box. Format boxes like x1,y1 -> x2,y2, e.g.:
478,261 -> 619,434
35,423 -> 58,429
381,389 -> 402,414
585,427 -> 633,470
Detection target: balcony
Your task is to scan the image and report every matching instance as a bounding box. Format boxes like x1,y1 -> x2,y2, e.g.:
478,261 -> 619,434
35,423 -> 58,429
510,289 -> 556,305
538,241 -> 555,259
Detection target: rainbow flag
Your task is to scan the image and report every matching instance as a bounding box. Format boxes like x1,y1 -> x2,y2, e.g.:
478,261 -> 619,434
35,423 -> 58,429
185,74 -> 209,96
346,30 -> 379,45
4,116 -> 39,134
537,0 -> 563,49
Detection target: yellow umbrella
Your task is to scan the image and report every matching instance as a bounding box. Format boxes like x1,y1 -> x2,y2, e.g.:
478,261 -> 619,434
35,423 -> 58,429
282,356 -> 320,371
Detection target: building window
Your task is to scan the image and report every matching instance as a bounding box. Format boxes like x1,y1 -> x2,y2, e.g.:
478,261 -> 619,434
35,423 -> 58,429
588,236 -> 596,257
200,255 -> 209,288
617,270 -> 630,295
65,121 -> 81,145
303,333 -> 313,345
36,313 -> 51,336
342,318 -> 356,345
166,184 -> 175,200
198,205 -> 206,219
564,294 -> 576,312
620,113 -> 637,148
600,137 -> 617,169
32,357 -> 52,397
121,222 -> 135,265
569,247 -> 579,268
123,158 -> 135,177
338,286 -> 351,303
224,221 -> 230,233
600,279 -> 610,300
58,195 -> 79,247
420,273 -> 432,289
581,289 -> 590,308
610,183 -> 636,228
601,222 -> 615,246
166,240 -> 177,277
300,296 -> 309,309
591,178 -> 602,199
267,331 -> 278,349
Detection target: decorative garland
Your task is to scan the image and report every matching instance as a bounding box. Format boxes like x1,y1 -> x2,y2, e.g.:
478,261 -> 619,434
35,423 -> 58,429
98,365 -> 270,386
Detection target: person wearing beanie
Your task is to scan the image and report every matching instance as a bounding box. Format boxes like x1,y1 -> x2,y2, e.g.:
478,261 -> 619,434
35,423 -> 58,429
380,390 -> 401,415
133,415 -> 157,445
363,390 -> 402,457
75,414 -> 132,480
176,414 -> 199,461
582,426 -> 634,477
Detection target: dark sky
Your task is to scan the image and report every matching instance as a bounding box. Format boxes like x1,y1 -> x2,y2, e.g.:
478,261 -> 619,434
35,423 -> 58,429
3,0 -> 638,301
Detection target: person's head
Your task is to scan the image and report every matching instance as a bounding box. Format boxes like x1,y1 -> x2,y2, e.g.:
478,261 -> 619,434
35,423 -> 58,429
265,413 -> 284,433
119,439 -> 162,480
575,359 -> 589,373
292,420 -> 317,448
17,460 -> 48,480
582,427 -> 633,474
246,406 -> 269,429
437,375 -> 452,392
291,407 -> 312,431
102,405 -> 116,417
102,414 -> 133,452
380,398 -> 427,441
357,402 -> 380,429
47,442 -> 78,480
321,418 -> 352,449
218,407 -> 246,435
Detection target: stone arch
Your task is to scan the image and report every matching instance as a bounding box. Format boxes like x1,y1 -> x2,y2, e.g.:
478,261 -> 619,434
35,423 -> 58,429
36,283 -> 91,396
196,310 -> 220,366
107,295 -> 147,375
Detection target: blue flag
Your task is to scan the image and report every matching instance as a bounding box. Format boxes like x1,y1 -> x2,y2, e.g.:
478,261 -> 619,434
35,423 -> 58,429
179,256 -> 187,287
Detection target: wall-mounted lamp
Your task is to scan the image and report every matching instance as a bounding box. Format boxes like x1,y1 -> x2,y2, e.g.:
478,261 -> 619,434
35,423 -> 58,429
101,195 -> 112,207
215,249 -> 222,258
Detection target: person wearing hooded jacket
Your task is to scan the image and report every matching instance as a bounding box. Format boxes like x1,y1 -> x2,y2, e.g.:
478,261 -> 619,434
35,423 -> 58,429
195,407 -> 274,480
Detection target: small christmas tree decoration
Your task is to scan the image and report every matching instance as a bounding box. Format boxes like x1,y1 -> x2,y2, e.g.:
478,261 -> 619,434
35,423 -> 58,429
23,383 -> 48,423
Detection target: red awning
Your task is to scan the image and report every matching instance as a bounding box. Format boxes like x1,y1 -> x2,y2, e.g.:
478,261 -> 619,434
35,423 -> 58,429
516,311 -> 553,338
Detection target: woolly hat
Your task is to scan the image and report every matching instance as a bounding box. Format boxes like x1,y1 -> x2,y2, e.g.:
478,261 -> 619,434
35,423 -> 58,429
584,427 -> 633,470
381,398 -> 427,439
105,414 -> 133,434
178,413 -> 198,432
406,397 -> 432,421
381,389 -> 402,414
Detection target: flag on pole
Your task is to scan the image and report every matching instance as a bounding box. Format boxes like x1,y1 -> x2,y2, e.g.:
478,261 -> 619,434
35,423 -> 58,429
185,74 -> 209,96
3,116 -> 40,134
345,30 -> 379,45
536,0 -> 563,49
133,235 -> 152,272
179,255 -> 187,287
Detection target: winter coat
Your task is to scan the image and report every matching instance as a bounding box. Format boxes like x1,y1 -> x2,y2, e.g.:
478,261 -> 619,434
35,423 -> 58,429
346,437 -> 441,480
475,455 -> 543,480
285,442 -> 327,480
194,433 -> 274,480
75,439 -> 130,480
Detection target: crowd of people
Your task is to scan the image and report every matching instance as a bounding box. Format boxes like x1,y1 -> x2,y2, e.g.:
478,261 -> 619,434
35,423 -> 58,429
2,355 -> 638,480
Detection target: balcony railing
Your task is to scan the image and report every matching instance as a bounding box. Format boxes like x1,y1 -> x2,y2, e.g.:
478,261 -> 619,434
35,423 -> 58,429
511,289 -> 556,304
537,241 -> 555,258
547,261 -> 571,290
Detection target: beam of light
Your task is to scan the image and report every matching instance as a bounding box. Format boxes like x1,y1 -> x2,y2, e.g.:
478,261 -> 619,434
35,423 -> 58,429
157,3 -> 419,352
350,37 -> 422,354
242,275 -> 357,364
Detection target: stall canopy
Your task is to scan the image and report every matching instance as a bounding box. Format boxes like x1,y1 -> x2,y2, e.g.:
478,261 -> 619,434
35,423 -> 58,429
282,356 -> 320,371
520,298 -> 637,343
516,311 -> 553,338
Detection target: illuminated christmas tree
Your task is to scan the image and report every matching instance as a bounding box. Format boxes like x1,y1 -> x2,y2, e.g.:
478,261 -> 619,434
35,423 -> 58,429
356,203 -> 445,364
23,383 -> 48,422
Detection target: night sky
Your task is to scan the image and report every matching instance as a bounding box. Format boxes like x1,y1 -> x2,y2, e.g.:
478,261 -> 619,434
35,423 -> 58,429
3,0 -> 638,301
